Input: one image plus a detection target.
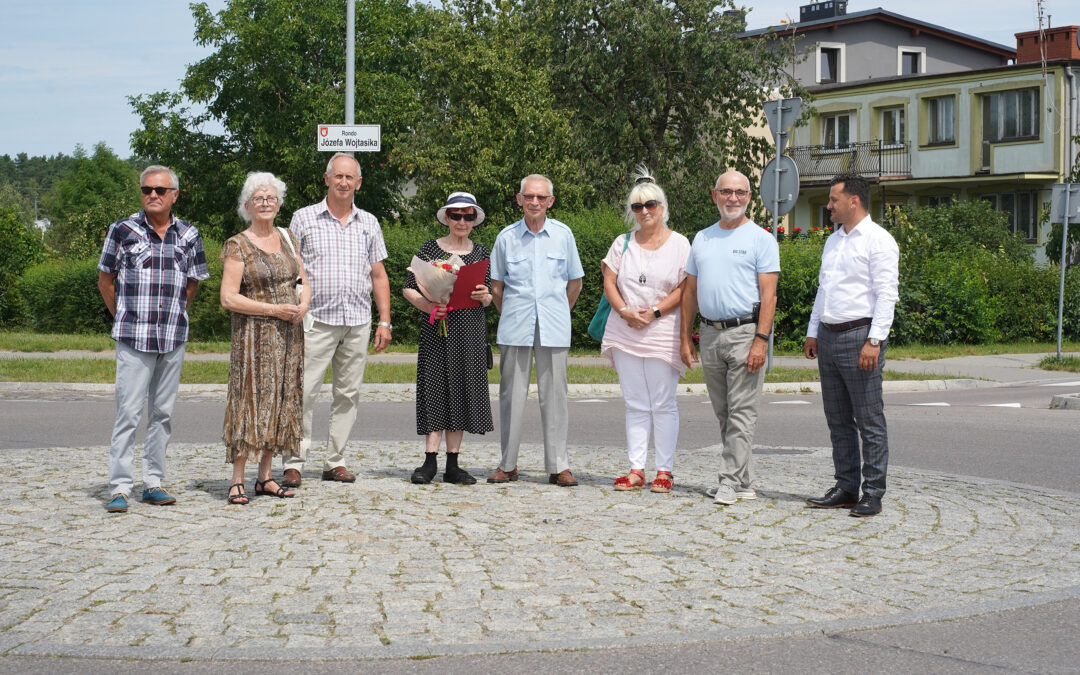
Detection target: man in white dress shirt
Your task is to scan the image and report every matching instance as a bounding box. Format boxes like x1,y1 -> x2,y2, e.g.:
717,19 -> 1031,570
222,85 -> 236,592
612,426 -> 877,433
803,174 -> 899,517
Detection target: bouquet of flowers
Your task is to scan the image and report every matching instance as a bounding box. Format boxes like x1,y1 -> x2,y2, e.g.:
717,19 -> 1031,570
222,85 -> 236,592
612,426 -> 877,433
407,254 -> 465,336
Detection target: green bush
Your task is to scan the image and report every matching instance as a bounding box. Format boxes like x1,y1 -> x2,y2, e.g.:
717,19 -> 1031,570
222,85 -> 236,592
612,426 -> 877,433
18,258 -> 108,334
186,237 -> 229,342
774,235 -> 825,350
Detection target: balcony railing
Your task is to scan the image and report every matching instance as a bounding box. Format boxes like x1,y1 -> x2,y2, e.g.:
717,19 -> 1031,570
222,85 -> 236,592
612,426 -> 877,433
786,141 -> 910,182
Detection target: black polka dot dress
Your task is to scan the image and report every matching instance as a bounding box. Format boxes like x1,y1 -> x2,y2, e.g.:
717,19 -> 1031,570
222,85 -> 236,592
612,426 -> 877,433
404,239 -> 494,436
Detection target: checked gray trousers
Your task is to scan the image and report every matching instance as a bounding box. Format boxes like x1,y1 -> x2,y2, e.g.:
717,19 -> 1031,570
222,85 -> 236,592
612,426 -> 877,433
816,324 -> 889,499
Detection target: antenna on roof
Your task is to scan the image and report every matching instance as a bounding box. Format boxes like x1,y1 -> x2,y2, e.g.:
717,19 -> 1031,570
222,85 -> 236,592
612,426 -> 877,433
1036,0 -> 1048,77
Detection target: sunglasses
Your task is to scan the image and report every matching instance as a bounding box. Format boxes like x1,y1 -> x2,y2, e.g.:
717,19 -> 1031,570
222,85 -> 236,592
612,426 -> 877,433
630,200 -> 662,212
447,212 -> 477,222
141,186 -> 175,196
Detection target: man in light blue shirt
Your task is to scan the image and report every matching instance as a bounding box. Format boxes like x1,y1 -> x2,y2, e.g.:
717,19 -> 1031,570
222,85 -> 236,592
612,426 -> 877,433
681,170 -> 780,506
487,174 -> 584,487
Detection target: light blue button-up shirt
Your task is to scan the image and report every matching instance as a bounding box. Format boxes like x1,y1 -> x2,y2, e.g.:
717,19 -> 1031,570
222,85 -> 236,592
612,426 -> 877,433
490,217 -> 584,347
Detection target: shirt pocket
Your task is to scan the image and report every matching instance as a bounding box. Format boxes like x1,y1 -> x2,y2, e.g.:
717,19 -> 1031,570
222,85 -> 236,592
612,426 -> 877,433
123,241 -> 151,270
173,244 -> 189,272
546,252 -> 567,280
505,252 -> 532,281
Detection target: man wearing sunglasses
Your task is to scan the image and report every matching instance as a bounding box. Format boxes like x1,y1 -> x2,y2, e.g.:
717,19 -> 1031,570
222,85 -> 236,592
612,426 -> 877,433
97,165 -> 210,513
680,170 -> 779,507
487,174 -> 584,487
281,152 -> 392,488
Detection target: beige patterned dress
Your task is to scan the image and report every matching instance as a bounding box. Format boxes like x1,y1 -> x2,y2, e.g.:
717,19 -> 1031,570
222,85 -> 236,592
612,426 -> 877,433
221,231 -> 304,462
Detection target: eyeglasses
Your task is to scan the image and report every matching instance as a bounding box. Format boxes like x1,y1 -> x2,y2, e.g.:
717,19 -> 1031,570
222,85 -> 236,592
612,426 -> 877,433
250,196 -> 279,205
521,194 -> 551,202
447,212 -> 477,222
716,188 -> 750,198
630,200 -> 662,212
140,186 -> 175,196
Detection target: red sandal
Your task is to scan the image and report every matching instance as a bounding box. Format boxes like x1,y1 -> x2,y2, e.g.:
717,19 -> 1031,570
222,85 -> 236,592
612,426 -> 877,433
614,469 -> 646,491
650,471 -> 673,493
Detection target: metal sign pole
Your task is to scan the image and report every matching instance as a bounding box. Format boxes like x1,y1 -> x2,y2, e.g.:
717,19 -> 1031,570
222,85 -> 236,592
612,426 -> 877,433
1057,187 -> 1071,360
345,1 -> 355,155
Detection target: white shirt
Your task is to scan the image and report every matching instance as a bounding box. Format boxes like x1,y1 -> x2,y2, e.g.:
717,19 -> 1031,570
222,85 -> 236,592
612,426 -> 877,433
807,215 -> 899,341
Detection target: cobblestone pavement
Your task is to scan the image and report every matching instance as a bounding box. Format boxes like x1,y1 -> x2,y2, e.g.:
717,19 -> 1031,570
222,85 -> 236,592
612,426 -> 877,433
2,438 -> 1078,661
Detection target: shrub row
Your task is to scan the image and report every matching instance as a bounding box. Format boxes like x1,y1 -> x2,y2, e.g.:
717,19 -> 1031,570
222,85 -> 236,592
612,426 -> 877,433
9,203 -> 1080,349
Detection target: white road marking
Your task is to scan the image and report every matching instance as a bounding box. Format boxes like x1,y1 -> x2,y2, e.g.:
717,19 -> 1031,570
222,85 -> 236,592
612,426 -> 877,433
980,402 -> 1022,408
771,400 -> 811,405
577,399 -> 607,403
910,402 -> 951,406
1042,381 -> 1080,387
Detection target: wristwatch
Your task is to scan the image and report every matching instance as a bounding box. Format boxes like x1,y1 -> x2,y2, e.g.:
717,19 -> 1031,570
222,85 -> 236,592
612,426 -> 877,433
378,321 -> 393,331
652,306 -> 661,318
868,337 -> 880,347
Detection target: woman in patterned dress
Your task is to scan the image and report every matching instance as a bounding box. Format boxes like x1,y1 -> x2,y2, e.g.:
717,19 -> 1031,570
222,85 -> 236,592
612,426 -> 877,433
403,192 -> 494,485
219,172 -> 310,504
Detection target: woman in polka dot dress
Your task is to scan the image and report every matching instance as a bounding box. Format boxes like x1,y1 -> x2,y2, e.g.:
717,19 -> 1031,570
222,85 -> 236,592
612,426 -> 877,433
403,192 -> 494,484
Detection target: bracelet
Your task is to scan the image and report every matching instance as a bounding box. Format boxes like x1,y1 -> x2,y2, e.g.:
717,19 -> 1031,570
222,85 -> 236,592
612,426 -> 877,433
754,332 -> 770,341
378,321 -> 393,331
618,306 -> 629,314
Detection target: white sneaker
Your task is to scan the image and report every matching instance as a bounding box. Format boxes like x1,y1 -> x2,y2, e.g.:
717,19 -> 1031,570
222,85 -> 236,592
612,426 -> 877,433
712,484 -> 737,505
735,488 -> 757,500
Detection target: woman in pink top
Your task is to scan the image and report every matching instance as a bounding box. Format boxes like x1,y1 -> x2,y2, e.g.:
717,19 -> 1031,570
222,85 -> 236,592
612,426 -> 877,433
600,169 -> 691,493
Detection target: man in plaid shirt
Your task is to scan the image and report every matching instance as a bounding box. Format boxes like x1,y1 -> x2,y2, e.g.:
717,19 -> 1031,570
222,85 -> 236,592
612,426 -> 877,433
281,153 -> 392,487
97,165 -> 210,513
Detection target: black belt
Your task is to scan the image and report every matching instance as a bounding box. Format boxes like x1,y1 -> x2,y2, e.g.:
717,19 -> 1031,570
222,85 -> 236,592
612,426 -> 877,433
702,312 -> 758,330
822,317 -> 872,332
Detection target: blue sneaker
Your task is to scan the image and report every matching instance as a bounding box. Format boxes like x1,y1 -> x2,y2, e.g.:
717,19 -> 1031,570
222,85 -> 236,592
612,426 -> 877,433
106,493 -> 129,513
140,487 -> 177,505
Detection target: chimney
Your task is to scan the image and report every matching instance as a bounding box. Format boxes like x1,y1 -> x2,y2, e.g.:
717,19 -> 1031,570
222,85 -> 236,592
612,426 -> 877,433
800,1 -> 848,23
1015,25 -> 1080,63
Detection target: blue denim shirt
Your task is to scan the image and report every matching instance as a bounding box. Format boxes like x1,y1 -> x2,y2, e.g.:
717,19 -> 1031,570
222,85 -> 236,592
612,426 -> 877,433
490,217 -> 584,347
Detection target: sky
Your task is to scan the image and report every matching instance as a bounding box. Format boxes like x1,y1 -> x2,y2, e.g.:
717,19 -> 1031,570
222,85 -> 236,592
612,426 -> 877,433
0,0 -> 1065,159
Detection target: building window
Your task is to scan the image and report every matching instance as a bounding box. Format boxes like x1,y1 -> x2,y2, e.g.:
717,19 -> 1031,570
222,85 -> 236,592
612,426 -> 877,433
982,192 -> 1038,240
927,195 -> 954,208
926,96 -> 955,144
821,113 -> 852,148
881,107 -> 905,146
983,88 -> 1040,142
817,43 -> 845,84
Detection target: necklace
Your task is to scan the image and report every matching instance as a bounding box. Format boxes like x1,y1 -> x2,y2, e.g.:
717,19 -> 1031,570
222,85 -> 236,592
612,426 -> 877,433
636,231 -> 664,284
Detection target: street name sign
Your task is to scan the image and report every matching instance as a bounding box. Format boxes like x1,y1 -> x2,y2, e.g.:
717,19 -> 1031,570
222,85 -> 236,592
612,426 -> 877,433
316,124 -> 381,152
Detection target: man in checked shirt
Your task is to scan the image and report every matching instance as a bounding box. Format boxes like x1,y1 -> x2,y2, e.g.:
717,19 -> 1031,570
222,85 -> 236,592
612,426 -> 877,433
281,153 -> 392,488
97,165 -> 210,513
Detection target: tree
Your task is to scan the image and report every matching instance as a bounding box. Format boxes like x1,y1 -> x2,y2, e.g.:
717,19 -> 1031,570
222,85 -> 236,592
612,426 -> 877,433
396,0 -> 590,227
0,184 -> 46,325
518,0 -> 804,228
130,0 -> 435,241
42,143 -> 140,260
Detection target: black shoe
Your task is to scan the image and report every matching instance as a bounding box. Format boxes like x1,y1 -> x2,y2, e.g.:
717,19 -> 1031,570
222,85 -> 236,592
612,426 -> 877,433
411,462 -> 437,484
806,487 -> 858,508
444,466 -> 477,485
850,494 -> 882,517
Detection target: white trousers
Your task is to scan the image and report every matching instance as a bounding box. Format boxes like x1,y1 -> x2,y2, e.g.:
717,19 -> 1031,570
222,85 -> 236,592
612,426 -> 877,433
108,341 -> 185,496
285,321 -> 370,472
612,350 -> 680,473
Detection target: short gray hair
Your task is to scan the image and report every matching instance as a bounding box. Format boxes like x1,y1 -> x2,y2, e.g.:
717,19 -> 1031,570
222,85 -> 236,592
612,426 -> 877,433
236,172 -> 287,223
519,174 -> 553,196
325,152 -> 361,177
624,167 -> 670,226
140,165 -> 179,190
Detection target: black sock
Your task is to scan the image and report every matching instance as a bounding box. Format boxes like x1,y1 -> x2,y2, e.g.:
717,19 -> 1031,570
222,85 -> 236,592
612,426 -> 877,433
445,453 -> 460,471
422,452 -> 438,470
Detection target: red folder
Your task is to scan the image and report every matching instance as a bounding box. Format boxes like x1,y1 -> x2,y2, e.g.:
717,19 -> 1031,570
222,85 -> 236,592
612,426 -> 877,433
449,259 -> 489,309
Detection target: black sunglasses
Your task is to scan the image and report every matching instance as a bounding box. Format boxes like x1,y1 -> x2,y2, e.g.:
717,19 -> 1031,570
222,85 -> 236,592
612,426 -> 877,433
140,186 -> 174,196
630,200 -> 662,212
447,212 -> 477,222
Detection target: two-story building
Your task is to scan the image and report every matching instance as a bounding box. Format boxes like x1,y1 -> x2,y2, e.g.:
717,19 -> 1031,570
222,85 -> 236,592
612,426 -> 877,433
742,4 -> 1080,258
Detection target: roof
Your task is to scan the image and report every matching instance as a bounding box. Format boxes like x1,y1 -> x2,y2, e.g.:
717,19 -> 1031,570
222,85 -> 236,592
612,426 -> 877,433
739,6 -> 1016,58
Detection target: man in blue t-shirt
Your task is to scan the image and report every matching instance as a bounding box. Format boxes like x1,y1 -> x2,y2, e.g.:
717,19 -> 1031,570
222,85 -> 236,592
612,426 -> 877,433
680,170 -> 780,506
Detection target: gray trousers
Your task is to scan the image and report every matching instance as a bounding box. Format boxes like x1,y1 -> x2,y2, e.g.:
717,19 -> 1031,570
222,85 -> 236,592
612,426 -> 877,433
497,323 -> 570,475
816,324 -> 889,498
108,341 -> 186,496
700,323 -> 764,489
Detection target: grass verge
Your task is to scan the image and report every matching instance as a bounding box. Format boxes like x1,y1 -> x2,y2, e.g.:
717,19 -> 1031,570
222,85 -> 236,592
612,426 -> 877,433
0,357 -> 951,385
1038,355 -> 1080,373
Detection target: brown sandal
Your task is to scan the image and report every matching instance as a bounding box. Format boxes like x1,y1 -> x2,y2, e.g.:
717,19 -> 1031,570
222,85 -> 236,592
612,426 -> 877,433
614,469 -> 646,491
227,482 -> 249,505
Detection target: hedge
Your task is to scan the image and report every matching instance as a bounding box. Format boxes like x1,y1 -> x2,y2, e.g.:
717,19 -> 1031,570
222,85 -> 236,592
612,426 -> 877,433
9,202 -> 1080,348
